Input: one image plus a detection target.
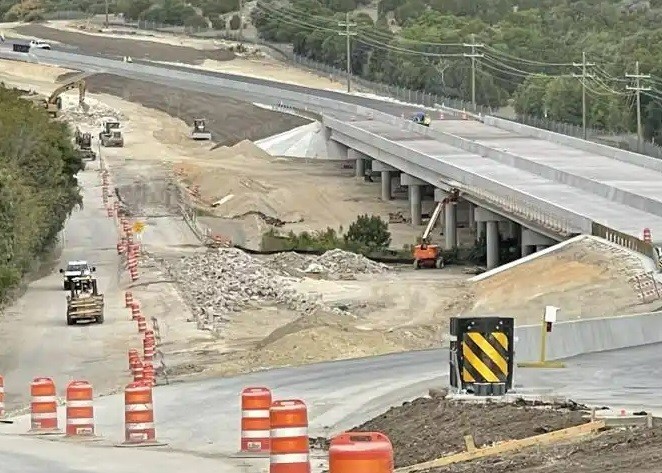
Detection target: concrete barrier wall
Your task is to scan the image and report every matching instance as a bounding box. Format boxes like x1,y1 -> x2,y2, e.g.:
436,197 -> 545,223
514,311 -> 662,363
483,115 -> 662,174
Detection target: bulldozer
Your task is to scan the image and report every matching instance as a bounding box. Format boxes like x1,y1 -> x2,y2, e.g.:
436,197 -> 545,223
99,118 -> 124,147
66,277 -> 104,325
412,188 -> 459,269
190,118 -> 212,140
74,127 -> 96,160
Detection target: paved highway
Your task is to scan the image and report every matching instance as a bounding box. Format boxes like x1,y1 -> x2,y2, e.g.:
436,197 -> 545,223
3,343 -> 662,472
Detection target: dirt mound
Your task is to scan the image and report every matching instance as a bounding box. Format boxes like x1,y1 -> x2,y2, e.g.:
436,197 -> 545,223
427,425 -> 662,473
345,396 -> 587,468
80,73 -> 308,145
468,237 -> 646,322
14,24 -> 235,64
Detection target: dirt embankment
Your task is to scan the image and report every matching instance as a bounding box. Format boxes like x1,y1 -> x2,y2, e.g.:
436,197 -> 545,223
58,72 -> 308,146
323,395 -> 662,473
15,24 -> 234,64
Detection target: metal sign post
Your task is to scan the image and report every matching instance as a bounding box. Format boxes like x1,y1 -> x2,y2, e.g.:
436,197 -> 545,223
518,306 -> 565,369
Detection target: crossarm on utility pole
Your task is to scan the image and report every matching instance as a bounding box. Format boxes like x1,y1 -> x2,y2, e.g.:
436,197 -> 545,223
626,61 -> 651,153
572,51 -> 595,141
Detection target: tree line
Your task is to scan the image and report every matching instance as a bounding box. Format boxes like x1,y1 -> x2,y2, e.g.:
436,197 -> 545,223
252,0 -> 662,142
0,85 -> 84,301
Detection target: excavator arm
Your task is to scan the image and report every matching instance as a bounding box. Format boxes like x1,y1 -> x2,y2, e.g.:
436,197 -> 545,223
47,79 -> 87,107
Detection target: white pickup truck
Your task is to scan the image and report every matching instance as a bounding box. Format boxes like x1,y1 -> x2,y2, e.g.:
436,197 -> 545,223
59,261 -> 96,290
29,39 -> 51,50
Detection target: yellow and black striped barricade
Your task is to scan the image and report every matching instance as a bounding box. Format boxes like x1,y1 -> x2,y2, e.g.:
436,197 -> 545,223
449,316 -> 514,396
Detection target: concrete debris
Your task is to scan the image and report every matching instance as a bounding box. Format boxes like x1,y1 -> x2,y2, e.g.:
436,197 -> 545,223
162,248 -> 349,330
264,249 -> 392,279
60,95 -> 128,127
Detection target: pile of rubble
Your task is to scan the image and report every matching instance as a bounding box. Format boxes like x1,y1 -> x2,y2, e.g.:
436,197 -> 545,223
60,95 -> 127,127
264,249 -> 391,279
162,248 -> 348,329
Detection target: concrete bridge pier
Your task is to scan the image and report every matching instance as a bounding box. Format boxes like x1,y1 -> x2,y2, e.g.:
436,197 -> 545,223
401,174 -> 426,226
434,189 -> 457,249
348,149 -> 364,177
373,161 -> 398,201
475,208 -> 509,270
521,228 -> 555,258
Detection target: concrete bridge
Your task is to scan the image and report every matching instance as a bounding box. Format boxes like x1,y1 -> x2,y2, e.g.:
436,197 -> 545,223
4,48 -> 662,269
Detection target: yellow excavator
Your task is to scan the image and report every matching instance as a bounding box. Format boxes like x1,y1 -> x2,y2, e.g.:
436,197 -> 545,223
21,75 -> 89,118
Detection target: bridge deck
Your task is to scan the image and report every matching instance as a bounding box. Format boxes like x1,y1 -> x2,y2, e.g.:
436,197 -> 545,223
437,120 -> 662,202
354,119 -> 662,239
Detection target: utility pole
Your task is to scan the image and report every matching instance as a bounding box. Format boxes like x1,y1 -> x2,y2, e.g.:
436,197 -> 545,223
338,12 -> 357,93
626,61 -> 651,153
463,34 -> 484,111
572,51 -> 595,140
238,0 -> 243,41
104,0 -> 109,28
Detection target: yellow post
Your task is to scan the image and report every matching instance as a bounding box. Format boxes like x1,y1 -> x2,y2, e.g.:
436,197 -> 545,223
517,308 -> 565,369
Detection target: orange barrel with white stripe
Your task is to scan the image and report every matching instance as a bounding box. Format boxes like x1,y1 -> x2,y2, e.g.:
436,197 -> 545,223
240,387 -> 272,454
66,380 -> 95,437
124,382 -> 157,444
270,399 -> 310,473
143,336 -> 155,362
131,302 -> 141,321
142,363 -> 155,387
30,377 -> 59,432
128,348 -> 139,370
108,207 -> 114,218
131,358 -> 144,382
137,316 -> 147,334
125,291 -> 133,308
130,267 -> 139,282
0,375 -> 5,417
329,432 -> 393,473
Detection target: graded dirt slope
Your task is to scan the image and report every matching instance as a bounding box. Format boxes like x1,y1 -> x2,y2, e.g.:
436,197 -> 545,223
328,394 -> 662,473
77,73 -> 309,145
15,24 -> 234,63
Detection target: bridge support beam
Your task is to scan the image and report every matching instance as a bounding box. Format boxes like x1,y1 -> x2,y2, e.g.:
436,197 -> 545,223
474,207 -> 509,270
348,149 -> 366,178
445,200 -> 457,249
324,132 -> 348,160
521,228 -> 556,248
401,174 -> 426,226
374,161 -> 398,201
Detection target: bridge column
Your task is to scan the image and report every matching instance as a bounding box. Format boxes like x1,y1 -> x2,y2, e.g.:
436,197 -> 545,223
373,161 -> 398,201
401,174 -> 426,226
434,189 -> 456,249
475,207 -> 509,270
348,149 -> 364,177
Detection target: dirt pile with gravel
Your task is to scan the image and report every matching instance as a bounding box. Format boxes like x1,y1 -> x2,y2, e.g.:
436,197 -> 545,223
263,249 -> 392,279
162,248 -> 359,330
335,396 -> 588,468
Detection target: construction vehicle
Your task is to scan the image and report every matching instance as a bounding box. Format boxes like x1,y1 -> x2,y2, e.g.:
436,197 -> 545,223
412,188 -> 459,269
99,118 -> 124,147
66,277 -> 104,325
74,127 -> 96,160
190,118 -> 212,140
59,260 -> 95,290
411,111 -> 431,127
44,77 -> 88,118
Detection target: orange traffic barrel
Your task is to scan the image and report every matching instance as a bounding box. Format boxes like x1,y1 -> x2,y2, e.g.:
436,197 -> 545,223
130,267 -> 139,282
270,399 -> 310,473
143,335 -> 155,362
30,377 -> 60,433
130,302 -> 141,321
125,291 -> 133,308
66,380 -> 95,437
137,316 -> 147,334
143,363 -> 155,387
329,432 -> 393,473
130,358 -> 144,382
239,386 -> 272,455
0,375 -> 4,417
128,348 -> 139,370
122,382 -> 161,445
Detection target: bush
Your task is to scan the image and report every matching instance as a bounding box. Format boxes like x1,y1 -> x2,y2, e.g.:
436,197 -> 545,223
344,214 -> 391,250
0,85 -> 84,301
229,13 -> 241,30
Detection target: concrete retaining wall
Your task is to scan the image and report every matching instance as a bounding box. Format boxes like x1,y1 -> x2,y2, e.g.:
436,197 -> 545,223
514,311 -> 662,363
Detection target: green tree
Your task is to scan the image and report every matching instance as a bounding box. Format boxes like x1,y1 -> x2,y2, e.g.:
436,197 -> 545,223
344,215 -> 391,250
229,13 -> 241,30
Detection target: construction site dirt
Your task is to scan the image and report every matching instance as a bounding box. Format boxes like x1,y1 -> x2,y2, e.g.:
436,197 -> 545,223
58,72 -> 309,145
320,395 -> 662,473
15,24 -> 235,64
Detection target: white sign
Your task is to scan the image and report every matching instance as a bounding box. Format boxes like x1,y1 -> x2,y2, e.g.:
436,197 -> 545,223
544,305 -> 559,323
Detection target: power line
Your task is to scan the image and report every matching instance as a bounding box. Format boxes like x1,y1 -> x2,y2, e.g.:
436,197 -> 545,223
338,12 -> 357,93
